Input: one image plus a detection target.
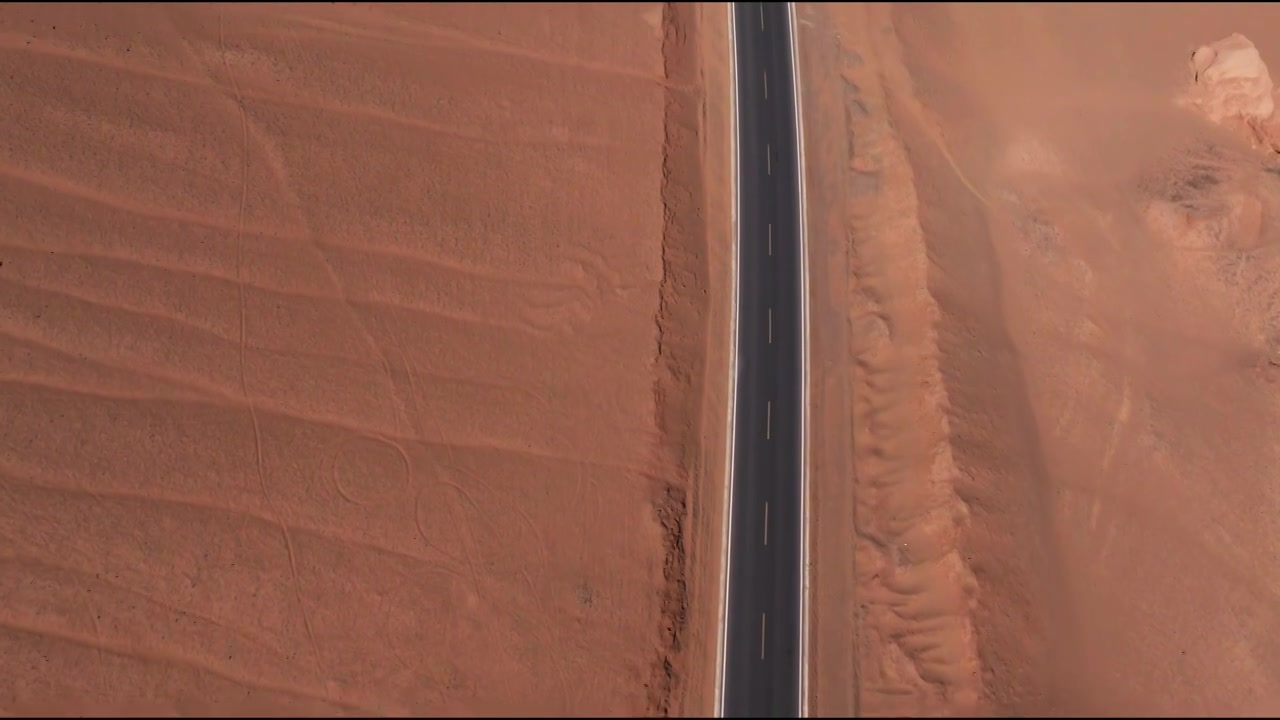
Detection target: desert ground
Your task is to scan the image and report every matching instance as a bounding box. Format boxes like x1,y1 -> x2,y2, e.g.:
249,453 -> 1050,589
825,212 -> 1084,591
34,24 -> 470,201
0,2 -> 731,716
800,2 -> 1280,716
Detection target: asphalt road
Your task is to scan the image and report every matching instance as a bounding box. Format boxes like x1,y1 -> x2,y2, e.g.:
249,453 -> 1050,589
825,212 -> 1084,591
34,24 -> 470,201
720,2 -> 805,717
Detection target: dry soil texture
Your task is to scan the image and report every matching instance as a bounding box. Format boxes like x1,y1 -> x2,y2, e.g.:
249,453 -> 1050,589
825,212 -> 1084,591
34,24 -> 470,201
0,2 -> 730,716
799,2 -> 1280,716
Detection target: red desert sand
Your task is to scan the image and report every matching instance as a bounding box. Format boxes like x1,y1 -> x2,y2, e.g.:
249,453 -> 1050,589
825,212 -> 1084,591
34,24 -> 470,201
798,2 -> 1280,717
0,3 -> 733,716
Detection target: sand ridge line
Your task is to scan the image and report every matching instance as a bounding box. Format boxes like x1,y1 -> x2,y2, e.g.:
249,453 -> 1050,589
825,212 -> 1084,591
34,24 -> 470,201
0,198 -> 599,296
0,161 -> 300,243
1,468 -> 471,587
0,372 -> 648,479
234,4 -> 699,94
0,614 -> 373,715
0,322 -> 551,420
0,552 -> 292,658
0,259 -> 568,373
0,31 -> 623,151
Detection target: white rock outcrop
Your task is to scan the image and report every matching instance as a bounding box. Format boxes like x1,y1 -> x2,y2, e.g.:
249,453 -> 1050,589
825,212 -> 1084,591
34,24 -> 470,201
1184,33 -> 1280,152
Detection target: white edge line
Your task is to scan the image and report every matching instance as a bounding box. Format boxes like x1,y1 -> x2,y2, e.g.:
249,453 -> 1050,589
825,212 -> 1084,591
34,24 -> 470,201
713,3 -> 741,718
787,3 -> 812,718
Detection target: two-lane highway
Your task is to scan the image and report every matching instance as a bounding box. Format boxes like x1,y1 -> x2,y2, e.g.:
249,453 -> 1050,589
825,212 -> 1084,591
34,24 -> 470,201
716,2 -> 809,718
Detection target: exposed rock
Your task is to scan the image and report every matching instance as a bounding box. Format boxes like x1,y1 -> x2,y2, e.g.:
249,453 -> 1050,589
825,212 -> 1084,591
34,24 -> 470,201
1183,33 -> 1280,153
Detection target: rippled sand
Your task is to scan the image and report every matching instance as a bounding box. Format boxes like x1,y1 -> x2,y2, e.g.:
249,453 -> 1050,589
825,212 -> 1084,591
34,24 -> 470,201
0,3 -> 730,715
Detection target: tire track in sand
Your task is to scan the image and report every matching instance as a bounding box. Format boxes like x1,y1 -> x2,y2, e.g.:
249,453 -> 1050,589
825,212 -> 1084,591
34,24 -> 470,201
216,13 -> 329,699
389,337 -> 572,713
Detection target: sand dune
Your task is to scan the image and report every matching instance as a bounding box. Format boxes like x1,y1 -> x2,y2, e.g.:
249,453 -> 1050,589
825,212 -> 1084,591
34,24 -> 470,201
800,2 -> 1280,716
0,3 -> 730,716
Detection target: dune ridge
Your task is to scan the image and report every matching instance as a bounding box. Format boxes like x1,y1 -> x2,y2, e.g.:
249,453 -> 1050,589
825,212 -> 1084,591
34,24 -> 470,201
828,8 -> 987,715
801,2 -> 1280,716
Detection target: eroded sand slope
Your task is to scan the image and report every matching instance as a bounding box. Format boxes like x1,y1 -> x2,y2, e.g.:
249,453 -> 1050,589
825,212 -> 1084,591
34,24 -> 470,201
0,3 -> 729,716
800,3 -> 1280,716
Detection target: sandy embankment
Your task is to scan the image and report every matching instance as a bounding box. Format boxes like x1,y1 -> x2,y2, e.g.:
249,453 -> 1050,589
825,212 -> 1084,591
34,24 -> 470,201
800,2 -> 1280,716
0,3 -> 729,716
